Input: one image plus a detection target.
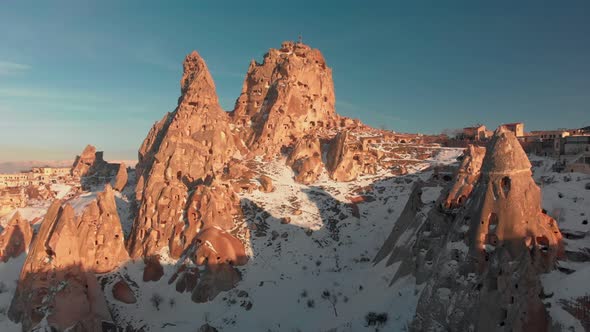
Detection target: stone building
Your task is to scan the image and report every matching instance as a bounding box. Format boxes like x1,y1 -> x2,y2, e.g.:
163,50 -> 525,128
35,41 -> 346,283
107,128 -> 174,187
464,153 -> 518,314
461,125 -> 489,141
501,122 -> 524,137
0,167 -> 73,188
565,152 -> 590,174
562,135 -> 590,155
0,187 -> 26,217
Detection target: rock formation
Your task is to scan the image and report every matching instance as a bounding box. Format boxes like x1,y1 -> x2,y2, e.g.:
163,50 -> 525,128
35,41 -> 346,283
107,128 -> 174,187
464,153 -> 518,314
326,131 -> 362,182
8,185 -> 127,331
444,145 -> 486,209
112,162 -> 128,192
231,41 -> 338,158
258,175 -> 274,193
129,51 -> 239,261
0,212 -> 32,262
377,127 -> 564,331
287,136 -> 324,184
71,145 -> 98,177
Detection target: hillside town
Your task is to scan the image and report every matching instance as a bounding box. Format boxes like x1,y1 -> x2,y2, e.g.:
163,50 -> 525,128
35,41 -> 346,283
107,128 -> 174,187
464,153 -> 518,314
0,145 -> 128,218
455,123 -> 590,174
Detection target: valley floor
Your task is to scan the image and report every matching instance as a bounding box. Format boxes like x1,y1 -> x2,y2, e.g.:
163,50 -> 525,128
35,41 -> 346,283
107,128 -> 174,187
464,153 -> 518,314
1,149 -> 588,331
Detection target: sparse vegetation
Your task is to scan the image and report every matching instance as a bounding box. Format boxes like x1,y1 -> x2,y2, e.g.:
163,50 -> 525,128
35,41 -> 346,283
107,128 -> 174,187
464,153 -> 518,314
150,293 -> 163,311
365,312 -> 388,327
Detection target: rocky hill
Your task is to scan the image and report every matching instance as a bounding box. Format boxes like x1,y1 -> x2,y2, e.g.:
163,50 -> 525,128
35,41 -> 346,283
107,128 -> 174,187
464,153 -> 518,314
0,42 -> 588,332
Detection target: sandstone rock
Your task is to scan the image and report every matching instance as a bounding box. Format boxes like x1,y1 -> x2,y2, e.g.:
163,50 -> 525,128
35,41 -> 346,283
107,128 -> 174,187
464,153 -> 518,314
191,263 -> 242,303
143,255 -> 164,282
112,162 -> 128,191
287,136 -> 323,184
8,186 -> 127,331
129,51 -> 239,260
259,175 -> 274,192
193,227 -> 248,267
173,266 -> 199,293
112,279 -> 137,304
444,145 -> 486,209
381,127 -> 565,332
71,144 -> 98,177
168,181 -> 243,258
0,212 -> 32,262
231,41 -> 338,158
326,131 -> 361,182
187,226 -> 248,303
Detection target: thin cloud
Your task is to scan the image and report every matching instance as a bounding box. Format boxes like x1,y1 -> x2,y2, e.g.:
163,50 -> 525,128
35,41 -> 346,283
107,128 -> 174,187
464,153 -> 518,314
0,60 -> 31,75
0,87 -> 106,103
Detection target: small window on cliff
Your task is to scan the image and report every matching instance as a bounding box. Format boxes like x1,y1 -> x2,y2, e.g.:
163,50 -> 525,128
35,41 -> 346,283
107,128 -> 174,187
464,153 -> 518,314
177,171 -> 182,181
501,176 -> 511,196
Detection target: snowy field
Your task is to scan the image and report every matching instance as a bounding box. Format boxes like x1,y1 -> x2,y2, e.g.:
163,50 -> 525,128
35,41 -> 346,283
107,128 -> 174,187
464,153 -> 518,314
1,149 -> 588,331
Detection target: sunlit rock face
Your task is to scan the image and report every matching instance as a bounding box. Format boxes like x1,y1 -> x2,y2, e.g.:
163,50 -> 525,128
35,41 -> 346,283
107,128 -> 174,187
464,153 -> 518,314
326,131 -> 362,182
0,212 -> 32,263
287,135 -> 323,184
71,144 -> 99,177
8,185 -> 127,332
112,162 -> 128,192
231,41 -> 338,158
444,144 -> 486,209
129,51 -> 239,261
410,127 -> 564,332
376,127 -> 564,332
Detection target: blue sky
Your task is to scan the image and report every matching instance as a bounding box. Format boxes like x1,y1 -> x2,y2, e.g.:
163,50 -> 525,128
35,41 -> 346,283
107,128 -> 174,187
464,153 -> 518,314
0,1 -> 589,161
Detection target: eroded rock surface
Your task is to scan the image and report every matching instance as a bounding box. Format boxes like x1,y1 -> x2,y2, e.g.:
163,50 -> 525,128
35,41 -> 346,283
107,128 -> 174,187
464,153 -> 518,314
0,212 -> 32,263
326,131 -> 362,182
381,127 -> 565,332
129,51 -> 239,260
9,185 -> 126,331
231,41 -> 338,158
112,163 -> 128,192
287,136 -> 323,184
71,144 -> 99,177
444,145 -> 486,208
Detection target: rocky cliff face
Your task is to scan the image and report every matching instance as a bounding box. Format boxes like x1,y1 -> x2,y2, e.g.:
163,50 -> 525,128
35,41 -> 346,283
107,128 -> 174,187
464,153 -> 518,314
231,41 -> 338,158
377,128 -> 564,331
326,131 -> 362,182
71,144 -> 100,177
286,136 -> 323,184
8,185 -> 127,331
128,51 -> 240,261
444,144 -> 486,208
0,212 -> 32,263
112,162 -> 128,192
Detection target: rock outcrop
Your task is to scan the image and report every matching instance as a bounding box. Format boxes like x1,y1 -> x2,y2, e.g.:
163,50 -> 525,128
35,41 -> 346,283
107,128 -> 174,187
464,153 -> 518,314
326,131 -> 362,182
231,41 -> 338,158
380,127 -> 564,332
71,144 -> 99,177
129,51 -> 239,260
0,212 -> 32,262
8,185 -> 127,331
258,175 -> 274,193
287,136 -> 323,184
444,145 -> 486,208
112,163 -> 128,192
168,181 -> 243,258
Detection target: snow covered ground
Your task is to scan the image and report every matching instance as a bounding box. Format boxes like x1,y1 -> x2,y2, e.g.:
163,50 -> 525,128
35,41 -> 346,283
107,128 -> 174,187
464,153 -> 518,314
530,155 -> 590,331
102,147 -> 463,331
4,149 -> 589,331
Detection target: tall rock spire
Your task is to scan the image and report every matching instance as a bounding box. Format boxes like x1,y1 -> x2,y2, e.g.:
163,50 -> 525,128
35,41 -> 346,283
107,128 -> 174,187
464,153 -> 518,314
377,128 -> 564,331
129,51 -> 240,261
231,41 -> 338,158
